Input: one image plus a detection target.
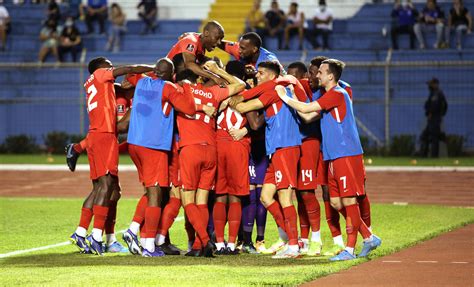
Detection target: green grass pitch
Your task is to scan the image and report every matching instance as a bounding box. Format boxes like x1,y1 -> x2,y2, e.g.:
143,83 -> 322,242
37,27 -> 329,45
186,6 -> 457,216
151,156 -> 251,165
1,198 -> 473,286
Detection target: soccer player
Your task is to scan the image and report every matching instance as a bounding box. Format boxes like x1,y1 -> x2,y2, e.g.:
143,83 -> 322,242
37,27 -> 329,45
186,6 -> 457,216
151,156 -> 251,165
232,61 -> 302,259
69,57 -> 153,255
167,21 -> 227,86
122,58 -> 196,257
275,58 -> 382,261
212,61 -> 251,255
176,61 -> 246,257
287,61 -> 323,256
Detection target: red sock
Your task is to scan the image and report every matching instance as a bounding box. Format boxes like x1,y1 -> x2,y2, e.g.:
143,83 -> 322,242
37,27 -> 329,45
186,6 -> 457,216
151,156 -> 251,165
267,201 -> 286,230
184,215 -> 195,243
302,193 -> 320,233
228,202 -> 241,244
78,207 -> 93,230
282,206 -> 299,246
297,201 -> 310,239
324,200 -> 341,237
184,204 -> 210,245
197,204 -> 209,233
132,195 -> 148,224
144,206 -> 161,238
358,195 -> 371,228
192,237 -> 202,250
212,202 -> 227,243
158,197 -> 181,236
104,201 -> 117,234
344,204 -> 363,248
92,205 -> 109,230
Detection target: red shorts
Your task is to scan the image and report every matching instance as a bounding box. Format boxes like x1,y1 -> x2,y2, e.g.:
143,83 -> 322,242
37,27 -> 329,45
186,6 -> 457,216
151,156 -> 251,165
316,150 -> 328,185
168,139 -> 181,187
264,146 -> 300,190
297,138 -> 319,190
86,132 -> 119,180
216,140 -> 250,196
179,144 -> 217,191
118,141 -> 129,154
328,154 -> 366,198
128,144 -> 169,187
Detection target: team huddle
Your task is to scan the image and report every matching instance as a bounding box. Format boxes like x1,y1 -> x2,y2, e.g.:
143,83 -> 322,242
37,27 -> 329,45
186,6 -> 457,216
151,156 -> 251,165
66,20 -> 382,260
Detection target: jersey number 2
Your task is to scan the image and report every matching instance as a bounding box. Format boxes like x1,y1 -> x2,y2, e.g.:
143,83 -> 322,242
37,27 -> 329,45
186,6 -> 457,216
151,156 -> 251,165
87,84 -> 98,113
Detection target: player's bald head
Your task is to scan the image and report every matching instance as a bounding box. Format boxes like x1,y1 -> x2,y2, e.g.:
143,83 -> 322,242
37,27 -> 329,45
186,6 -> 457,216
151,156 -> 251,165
154,57 -> 174,81
204,21 -> 224,34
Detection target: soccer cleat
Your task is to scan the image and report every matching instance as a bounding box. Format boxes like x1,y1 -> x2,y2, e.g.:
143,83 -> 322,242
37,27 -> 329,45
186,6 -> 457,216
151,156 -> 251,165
299,239 -> 309,255
329,249 -> 356,261
105,241 -> 129,253
202,241 -> 215,258
122,229 -> 142,255
87,235 -> 104,256
241,243 -> 259,254
272,247 -> 301,259
323,244 -> 345,256
260,239 -> 286,255
215,247 -> 228,255
142,247 -> 165,257
226,247 -> 240,255
69,232 -> 91,254
255,240 -> 267,253
307,241 -> 323,257
185,249 -> 202,257
358,235 -> 382,258
65,143 -> 80,172
160,243 -> 181,255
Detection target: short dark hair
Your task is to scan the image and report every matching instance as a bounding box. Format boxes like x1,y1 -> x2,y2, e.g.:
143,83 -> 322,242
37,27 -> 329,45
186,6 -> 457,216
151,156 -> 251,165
88,57 -> 108,74
310,56 -> 328,68
257,61 -> 281,76
175,69 -> 199,83
225,60 -> 246,80
322,59 -> 345,82
241,32 -> 262,49
287,61 -> 307,74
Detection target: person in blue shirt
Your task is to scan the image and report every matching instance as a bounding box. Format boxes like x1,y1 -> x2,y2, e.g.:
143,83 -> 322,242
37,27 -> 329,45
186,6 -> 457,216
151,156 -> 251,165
391,0 -> 418,49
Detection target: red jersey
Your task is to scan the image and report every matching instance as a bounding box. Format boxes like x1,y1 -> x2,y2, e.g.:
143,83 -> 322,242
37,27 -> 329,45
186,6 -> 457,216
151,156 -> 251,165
84,68 -> 116,133
177,83 -> 229,148
167,33 -> 205,62
115,86 -> 132,119
216,106 -> 249,142
299,78 -> 313,101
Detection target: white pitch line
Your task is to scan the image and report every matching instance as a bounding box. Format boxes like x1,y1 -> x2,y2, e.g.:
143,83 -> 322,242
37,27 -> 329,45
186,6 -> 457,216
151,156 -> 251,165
0,216 -> 184,259
416,261 -> 438,263
383,260 -> 402,263
451,261 -> 469,264
1,164 -> 473,172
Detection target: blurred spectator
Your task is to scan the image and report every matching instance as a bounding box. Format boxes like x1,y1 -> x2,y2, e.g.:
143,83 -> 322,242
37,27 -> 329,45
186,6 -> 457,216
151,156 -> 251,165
84,0 -> 108,34
65,0 -> 82,19
47,0 -> 60,23
420,78 -> 448,158
283,2 -> 306,50
445,0 -> 472,50
264,0 -> 285,49
58,16 -> 82,62
390,0 -> 418,50
245,0 -> 266,41
138,0 -> 157,35
105,3 -> 126,52
414,0 -> 446,49
307,0 -> 333,50
38,18 -> 59,62
0,3 -> 10,51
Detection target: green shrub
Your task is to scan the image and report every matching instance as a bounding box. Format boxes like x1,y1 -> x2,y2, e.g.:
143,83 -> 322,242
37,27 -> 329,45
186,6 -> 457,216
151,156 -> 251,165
69,134 -> 86,144
2,134 -> 40,154
44,131 -> 70,154
445,134 -> 465,157
390,134 -> 416,156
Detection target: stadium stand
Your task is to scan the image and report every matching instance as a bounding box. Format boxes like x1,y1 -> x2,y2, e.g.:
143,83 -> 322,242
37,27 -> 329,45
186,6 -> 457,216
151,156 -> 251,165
0,0 -> 472,149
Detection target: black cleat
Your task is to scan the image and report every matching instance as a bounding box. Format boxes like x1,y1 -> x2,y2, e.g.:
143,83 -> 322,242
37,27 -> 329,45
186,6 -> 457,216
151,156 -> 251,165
215,247 -> 228,255
226,247 -> 240,255
185,249 -> 202,257
65,143 -> 80,172
202,241 -> 215,258
160,243 -> 181,255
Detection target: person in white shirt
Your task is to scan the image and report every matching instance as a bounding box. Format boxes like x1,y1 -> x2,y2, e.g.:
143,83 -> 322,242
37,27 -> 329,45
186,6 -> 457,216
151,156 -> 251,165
307,0 -> 333,50
0,4 -> 10,51
283,2 -> 306,50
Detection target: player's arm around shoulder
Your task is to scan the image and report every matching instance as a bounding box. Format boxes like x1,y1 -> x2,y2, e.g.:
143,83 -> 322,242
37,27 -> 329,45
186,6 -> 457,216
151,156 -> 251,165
166,81 -> 196,116
112,64 -> 154,78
